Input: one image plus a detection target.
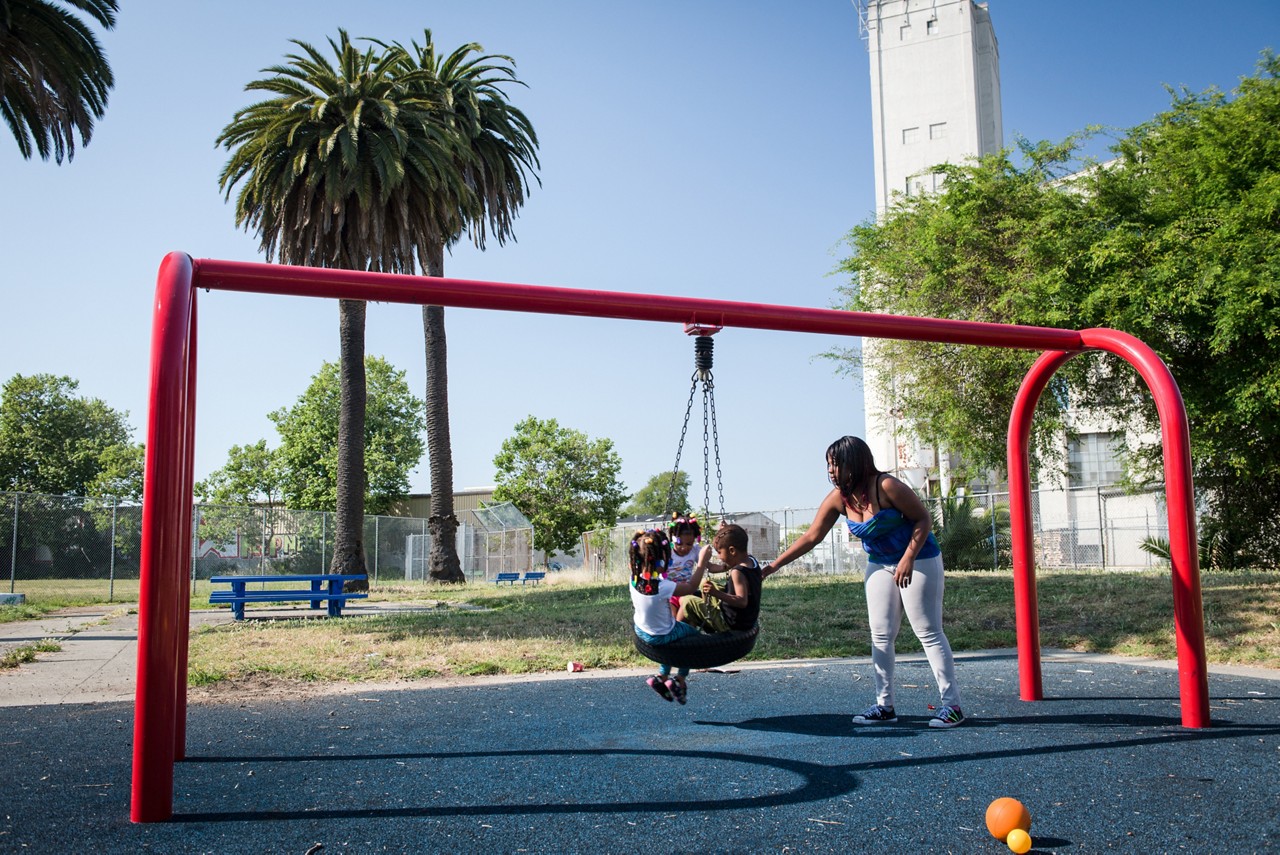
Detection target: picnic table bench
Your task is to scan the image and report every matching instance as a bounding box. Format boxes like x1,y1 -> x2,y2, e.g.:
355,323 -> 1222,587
494,571 -> 546,585
209,574 -> 368,620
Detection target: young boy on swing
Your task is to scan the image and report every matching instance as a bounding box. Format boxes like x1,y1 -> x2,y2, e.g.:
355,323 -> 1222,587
679,523 -> 763,635
629,527 -> 706,704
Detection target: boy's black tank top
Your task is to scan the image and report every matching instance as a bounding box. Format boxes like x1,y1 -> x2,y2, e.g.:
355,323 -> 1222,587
721,557 -> 762,630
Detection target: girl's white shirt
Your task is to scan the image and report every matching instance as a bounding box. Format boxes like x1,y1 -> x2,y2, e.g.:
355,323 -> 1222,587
630,578 -> 678,636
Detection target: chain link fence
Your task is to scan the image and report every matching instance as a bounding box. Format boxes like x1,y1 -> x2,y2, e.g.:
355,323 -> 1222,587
1,484 -> 1173,601
1,492 -> 143,601
192,504 -> 436,583
582,485 -> 1170,582
405,502 -> 533,582
2,491 -> 531,600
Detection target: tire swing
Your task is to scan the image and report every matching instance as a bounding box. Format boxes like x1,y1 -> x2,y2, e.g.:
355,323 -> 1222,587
632,325 -> 760,670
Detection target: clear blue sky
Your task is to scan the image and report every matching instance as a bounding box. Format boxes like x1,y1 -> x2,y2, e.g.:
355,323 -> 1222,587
2,1 -> 1276,513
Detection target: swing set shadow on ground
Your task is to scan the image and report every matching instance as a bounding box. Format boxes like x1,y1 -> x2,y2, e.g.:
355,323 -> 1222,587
1,647 -> 1277,852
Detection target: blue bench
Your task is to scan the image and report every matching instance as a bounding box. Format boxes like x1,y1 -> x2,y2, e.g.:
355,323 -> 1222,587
494,572 -> 521,585
522,571 -> 546,585
209,574 -> 368,620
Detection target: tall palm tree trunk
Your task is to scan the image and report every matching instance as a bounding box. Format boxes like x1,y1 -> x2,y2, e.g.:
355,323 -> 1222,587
423,243 -> 464,582
333,298 -> 369,589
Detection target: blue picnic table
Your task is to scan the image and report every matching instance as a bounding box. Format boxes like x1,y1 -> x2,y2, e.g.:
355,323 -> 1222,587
208,573 -> 368,620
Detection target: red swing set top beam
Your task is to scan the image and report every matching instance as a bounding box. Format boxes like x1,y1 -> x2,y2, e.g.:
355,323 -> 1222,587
131,253 -> 1207,823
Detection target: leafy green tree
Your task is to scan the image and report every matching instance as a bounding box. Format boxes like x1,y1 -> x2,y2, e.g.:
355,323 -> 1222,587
381,31 -> 539,583
835,53 -> 1280,559
492,416 -> 627,558
621,470 -> 690,517
269,356 -> 425,516
0,373 -> 142,498
1077,53 -> 1280,554
835,136 -> 1094,480
0,0 -> 117,162
217,30 -> 465,584
195,440 -> 282,507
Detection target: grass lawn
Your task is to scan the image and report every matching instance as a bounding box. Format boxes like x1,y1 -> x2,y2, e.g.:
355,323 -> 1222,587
175,569 -> 1280,688
5,570 -> 1276,686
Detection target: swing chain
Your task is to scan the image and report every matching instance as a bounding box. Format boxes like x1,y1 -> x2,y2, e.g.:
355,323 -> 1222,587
666,334 -> 725,521
708,377 -> 725,517
665,377 -> 699,516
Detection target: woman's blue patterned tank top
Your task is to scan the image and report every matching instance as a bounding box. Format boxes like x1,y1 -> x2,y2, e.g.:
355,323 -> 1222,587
846,508 -> 940,565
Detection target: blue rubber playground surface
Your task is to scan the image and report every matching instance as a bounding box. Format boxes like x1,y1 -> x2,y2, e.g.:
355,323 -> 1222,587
2,649 -> 1278,853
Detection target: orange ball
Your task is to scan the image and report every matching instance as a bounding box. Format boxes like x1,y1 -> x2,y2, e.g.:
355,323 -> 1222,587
985,797 -> 1031,841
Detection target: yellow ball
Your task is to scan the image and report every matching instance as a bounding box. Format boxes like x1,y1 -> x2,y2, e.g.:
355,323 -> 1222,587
986,797 -> 1031,840
1006,827 -> 1032,853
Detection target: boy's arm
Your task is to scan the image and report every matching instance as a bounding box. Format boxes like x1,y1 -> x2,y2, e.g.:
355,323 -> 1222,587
704,567 -> 749,609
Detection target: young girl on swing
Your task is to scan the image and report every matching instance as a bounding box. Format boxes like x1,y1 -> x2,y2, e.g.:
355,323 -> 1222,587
665,512 -> 702,617
629,527 -> 706,704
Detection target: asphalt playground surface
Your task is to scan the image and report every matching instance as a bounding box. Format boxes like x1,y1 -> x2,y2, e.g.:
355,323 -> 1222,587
1,603 -> 1278,853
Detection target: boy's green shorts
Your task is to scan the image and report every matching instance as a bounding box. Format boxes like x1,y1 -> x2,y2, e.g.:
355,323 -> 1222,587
678,592 -> 732,634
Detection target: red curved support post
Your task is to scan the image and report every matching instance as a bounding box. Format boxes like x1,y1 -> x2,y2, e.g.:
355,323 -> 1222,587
1007,350 -> 1076,702
174,299 -> 197,760
1007,331 -> 1209,728
131,252 -> 196,822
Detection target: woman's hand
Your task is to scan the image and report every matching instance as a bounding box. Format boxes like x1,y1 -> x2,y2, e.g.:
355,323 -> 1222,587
893,555 -> 915,588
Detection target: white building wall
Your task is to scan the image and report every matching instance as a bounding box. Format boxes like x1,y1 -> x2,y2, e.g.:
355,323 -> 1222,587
860,0 -> 1002,488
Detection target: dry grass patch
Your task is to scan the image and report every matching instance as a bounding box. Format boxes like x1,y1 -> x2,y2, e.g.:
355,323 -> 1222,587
179,569 -> 1280,690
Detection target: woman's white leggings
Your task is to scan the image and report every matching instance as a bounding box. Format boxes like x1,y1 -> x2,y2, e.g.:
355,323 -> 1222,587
863,553 -> 962,710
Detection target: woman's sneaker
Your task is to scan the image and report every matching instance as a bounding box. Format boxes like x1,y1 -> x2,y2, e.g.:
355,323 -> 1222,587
647,675 -> 674,702
929,705 -> 965,728
666,677 -> 688,705
852,704 -> 897,724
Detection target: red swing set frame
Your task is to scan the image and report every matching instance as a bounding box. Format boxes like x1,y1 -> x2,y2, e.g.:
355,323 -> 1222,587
131,252 -> 1209,822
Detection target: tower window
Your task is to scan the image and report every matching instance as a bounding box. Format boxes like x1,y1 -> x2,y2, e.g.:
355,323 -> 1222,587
902,126 -> 920,144
930,122 -> 947,140
900,23 -> 912,41
927,18 -> 938,35
1068,432 -> 1125,488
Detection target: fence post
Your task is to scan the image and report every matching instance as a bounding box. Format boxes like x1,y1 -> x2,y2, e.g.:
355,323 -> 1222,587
374,516 -> 380,584
1097,487 -> 1106,571
990,494 -> 998,570
9,494 -> 17,594
320,514 -> 326,574
109,496 -> 118,602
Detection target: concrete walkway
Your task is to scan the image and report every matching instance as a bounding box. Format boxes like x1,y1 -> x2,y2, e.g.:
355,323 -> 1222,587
0,600 -> 452,707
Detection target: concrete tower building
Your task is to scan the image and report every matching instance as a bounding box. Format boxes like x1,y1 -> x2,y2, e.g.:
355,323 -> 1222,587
858,0 -> 1002,490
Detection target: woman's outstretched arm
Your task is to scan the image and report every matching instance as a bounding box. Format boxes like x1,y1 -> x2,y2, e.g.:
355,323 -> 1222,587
762,487 -> 844,579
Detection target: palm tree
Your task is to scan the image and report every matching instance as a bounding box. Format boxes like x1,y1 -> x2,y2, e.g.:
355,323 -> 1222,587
0,0 -> 117,162
929,492 -> 1012,570
387,31 -> 540,583
216,30 -> 467,589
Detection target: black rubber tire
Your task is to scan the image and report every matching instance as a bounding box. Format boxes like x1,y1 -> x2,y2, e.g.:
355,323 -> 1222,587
632,623 -> 759,670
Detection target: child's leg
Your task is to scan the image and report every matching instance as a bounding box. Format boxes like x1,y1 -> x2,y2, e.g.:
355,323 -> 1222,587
899,554 -> 962,708
666,670 -> 690,704
863,561 -> 904,709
